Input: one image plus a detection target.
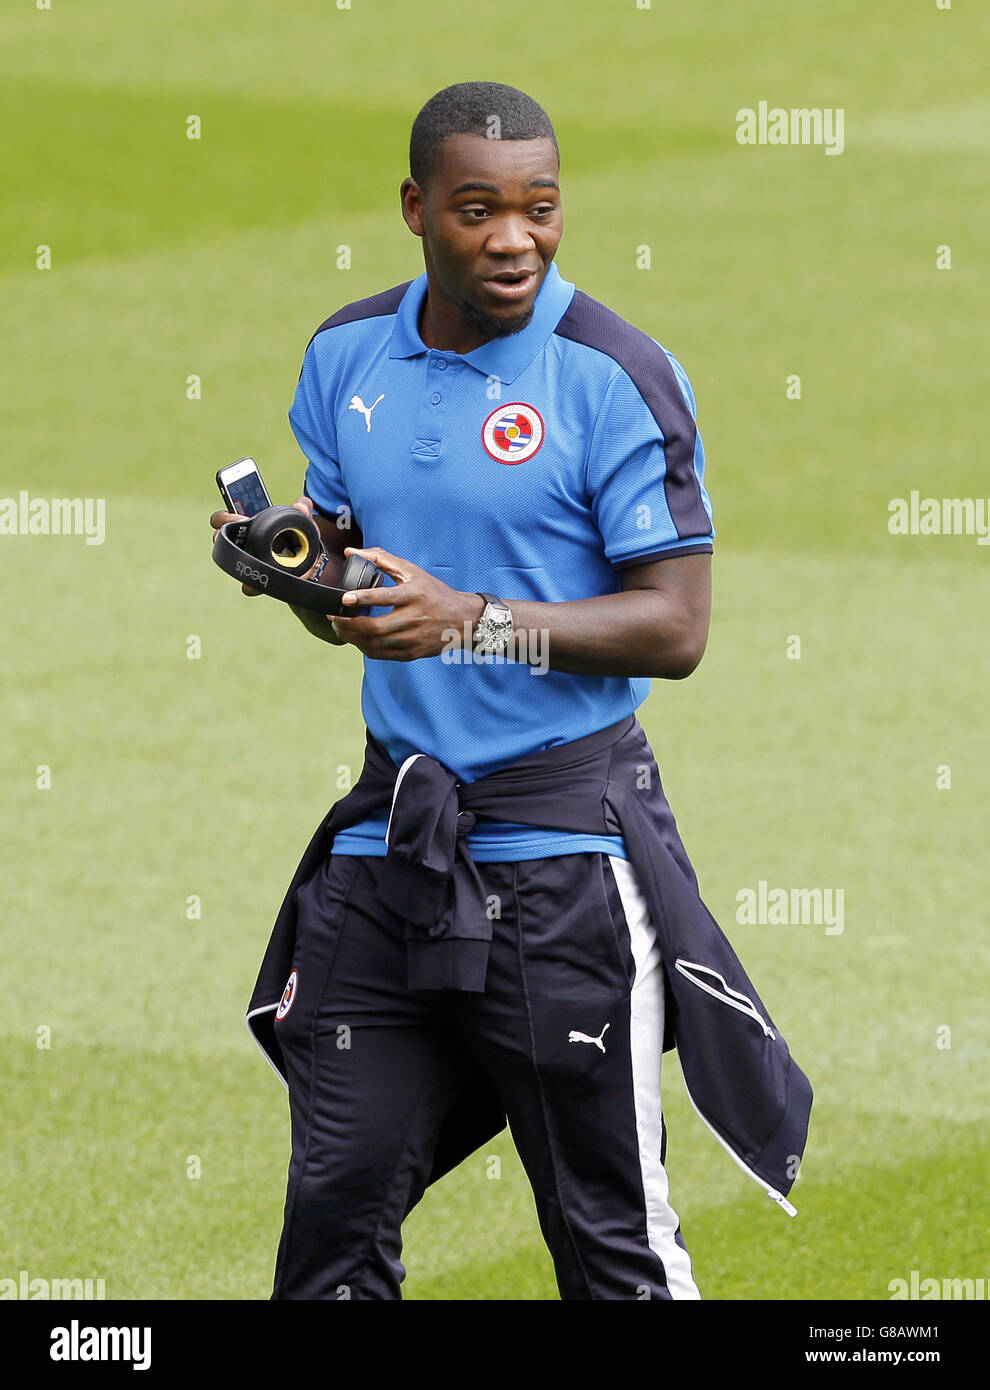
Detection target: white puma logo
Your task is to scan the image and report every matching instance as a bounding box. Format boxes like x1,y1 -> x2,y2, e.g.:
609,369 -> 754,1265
568,1023 -> 611,1054
349,393 -> 384,432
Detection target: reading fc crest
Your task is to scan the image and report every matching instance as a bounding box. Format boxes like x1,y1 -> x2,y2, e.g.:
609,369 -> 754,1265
276,968 -> 299,1021
481,403 -> 545,464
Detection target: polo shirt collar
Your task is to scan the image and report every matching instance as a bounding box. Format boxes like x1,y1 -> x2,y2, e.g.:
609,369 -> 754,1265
389,261 -> 575,384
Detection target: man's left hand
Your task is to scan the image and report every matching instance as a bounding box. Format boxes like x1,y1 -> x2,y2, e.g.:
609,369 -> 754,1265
330,547 -> 484,660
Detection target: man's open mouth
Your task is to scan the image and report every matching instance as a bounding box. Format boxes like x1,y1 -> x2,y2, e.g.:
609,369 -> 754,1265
481,269 -> 539,300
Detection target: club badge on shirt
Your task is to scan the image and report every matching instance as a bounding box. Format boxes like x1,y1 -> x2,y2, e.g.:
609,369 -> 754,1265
481,402 -> 545,464
276,968 -> 299,1021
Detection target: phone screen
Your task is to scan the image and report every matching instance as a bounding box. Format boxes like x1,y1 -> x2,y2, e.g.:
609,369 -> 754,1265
224,469 -> 271,518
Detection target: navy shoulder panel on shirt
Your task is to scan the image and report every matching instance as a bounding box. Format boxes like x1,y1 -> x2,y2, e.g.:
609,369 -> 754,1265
554,288 -> 711,541
303,281 -> 412,354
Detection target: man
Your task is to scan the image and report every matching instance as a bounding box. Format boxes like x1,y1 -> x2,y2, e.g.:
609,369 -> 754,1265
212,82 -> 811,1301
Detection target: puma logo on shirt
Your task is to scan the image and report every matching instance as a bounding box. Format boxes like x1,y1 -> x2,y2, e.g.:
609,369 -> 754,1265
568,1023 -> 611,1053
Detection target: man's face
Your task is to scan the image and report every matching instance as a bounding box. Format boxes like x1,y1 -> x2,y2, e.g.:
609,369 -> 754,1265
401,134 -> 563,342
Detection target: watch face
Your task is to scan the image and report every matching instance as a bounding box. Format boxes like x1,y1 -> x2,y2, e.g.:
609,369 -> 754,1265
476,603 -> 513,653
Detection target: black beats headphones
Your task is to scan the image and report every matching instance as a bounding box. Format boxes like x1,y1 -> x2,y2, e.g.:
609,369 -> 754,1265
212,505 -> 384,615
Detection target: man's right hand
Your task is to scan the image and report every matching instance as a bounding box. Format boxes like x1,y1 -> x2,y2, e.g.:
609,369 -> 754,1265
210,507 -> 261,595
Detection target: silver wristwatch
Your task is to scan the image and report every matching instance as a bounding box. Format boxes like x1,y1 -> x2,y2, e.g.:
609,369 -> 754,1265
472,593 -> 514,656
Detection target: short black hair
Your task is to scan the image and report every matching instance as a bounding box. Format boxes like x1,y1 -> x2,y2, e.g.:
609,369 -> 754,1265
409,81 -> 559,189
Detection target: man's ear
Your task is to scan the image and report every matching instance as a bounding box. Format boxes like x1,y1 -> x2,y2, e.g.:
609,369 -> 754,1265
400,177 -> 425,237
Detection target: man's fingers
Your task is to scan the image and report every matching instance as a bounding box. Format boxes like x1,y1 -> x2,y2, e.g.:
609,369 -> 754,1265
340,545 -> 417,608
344,545 -> 413,583
340,583 -> 410,608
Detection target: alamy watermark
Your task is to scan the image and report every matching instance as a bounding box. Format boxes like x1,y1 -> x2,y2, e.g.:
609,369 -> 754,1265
736,881 -> 844,935
736,102 -> 844,156
889,1270 -> 990,1300
50,1320 -> 150,1371
888,492 -> 990,546
1,1268 -> 106,1299
0,491 -> 106,545
440,622 -> 550,675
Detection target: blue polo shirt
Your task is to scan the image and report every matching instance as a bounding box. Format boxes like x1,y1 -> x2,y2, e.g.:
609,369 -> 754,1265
289,261 -> 714,861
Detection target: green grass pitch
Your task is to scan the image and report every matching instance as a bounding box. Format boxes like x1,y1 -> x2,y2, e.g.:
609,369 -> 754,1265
1,0 -> 987,1301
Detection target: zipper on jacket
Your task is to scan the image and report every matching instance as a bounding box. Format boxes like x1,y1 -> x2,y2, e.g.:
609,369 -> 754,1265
674,958 -> 776,1039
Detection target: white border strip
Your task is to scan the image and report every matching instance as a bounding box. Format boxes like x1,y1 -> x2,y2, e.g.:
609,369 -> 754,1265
245,1003 -> 288,1091
384,753 -> 424,847
609,856 -> 701,1299
682,1084 -> 798,1217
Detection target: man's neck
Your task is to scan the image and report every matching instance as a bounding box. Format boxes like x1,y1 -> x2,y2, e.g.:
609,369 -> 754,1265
417,289 -> 491,356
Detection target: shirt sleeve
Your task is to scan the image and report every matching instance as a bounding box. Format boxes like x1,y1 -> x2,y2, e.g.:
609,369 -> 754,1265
588,346 -> 714,569
287,334 -> 351,518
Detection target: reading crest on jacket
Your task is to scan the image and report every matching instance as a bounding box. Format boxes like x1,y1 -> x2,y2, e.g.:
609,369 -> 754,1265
481,402 -> 545,464
276,969 -> 298,1021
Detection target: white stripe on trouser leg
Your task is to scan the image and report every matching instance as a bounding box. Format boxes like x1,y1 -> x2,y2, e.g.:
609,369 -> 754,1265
607,855 -> 700,1300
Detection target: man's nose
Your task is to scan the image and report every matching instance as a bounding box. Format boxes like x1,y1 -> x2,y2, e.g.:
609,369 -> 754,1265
484,214 -> 537,255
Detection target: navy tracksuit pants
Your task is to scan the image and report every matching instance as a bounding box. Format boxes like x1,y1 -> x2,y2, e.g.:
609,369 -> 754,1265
271,849 -> 699,1301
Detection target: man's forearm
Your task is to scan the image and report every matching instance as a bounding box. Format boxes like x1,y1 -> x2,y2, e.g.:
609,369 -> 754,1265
289,604 -> 346,646
498,591 -> 705,679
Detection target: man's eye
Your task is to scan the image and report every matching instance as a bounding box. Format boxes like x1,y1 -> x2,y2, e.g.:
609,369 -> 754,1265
462,207 -> 490,219
531,205 -> 554,217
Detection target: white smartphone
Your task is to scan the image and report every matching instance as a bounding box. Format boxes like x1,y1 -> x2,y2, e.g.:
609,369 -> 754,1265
216,456 -> 329,572
216,457 -> 273,518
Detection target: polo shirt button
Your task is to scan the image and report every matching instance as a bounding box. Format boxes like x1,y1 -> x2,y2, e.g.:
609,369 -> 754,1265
430,392 -> 441,405
436,359 -> 447,371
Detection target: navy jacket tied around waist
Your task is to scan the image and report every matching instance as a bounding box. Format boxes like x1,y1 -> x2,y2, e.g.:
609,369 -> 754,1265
247,714 -> 813,1215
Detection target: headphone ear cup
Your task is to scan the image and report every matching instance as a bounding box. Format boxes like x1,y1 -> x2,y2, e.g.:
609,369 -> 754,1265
340,553 -> 385,593
244,506 -> 320,572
